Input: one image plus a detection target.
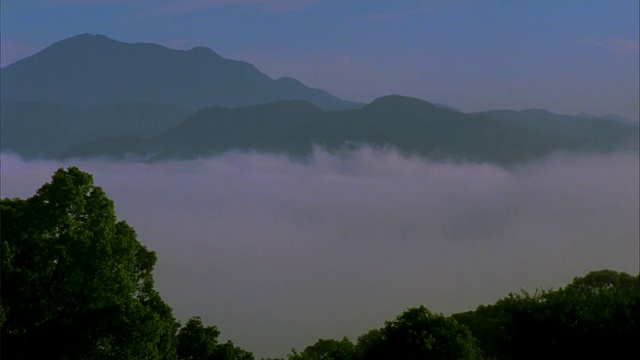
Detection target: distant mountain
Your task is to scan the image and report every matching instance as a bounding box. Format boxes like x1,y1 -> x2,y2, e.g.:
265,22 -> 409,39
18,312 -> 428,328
0,34 -> 360,110
1,101 -> 191,158
601,114 -> 639,126
477,109 -> 639,152
58,95 -> 639,165
2,35 -> 636,165
576,112 -> 639,126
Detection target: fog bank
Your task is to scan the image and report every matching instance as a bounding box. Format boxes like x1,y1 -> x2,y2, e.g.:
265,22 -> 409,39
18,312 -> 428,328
2,149 -> 638,358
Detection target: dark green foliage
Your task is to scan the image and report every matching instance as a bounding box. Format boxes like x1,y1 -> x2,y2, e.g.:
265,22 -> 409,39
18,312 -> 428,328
176,316 -> 254,360
455,270 -> 640,360
212,340 -> 255,360
288,337 -> 355,360
177,317 -> 221,360
500,270 -> 639,360
289,307 -> 484,360
353,329 -> 384,359
292,270 -> 639,360
451,305 -> 511,360
1,167 -> 179,359
366,306 -> 484,360
1,167 -> 255,359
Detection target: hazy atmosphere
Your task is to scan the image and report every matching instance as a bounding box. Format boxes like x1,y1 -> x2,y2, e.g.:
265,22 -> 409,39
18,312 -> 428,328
2,1 -> 639,359
2,0 -> 639,120
3,149 -> 638,356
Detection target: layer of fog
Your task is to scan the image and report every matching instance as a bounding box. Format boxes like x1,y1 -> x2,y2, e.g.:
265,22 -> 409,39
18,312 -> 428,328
2,149 -> 638,358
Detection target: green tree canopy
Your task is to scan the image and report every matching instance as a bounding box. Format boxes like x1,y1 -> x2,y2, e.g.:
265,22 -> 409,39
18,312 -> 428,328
177,316 -> 220,360
1,167 -> 178,359
455,269 -> 640,360
177,316 -> 254,360
372,306 -> 483,360
288,336 -> 355,360
499,270 -> 639,360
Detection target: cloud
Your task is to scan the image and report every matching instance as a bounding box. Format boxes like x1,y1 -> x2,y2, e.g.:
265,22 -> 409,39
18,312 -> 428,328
581,37 -> 640,55
2,149 -> 638,358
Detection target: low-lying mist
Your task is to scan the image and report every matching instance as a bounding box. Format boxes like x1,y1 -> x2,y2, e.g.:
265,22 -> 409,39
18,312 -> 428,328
2,148 -> 638,358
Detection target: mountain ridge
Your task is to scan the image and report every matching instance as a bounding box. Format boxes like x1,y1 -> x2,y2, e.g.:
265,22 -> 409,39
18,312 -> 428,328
0,100 -> 191,157
0,33 -> 361,110
1,35 -> 637,166
51,95 -> 639,165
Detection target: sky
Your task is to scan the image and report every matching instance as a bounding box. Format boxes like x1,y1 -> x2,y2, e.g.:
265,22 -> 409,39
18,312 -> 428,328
1,0 -> 639,120
1,1 -> 639,358
2,149 -> 639,357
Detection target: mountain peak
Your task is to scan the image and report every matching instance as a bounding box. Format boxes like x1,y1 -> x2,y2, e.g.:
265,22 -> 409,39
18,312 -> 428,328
275,76 -> 304,85
364,95 -> 437,111
521,108 -> 552,115
68,33 -> 107,40
54,33 -> 120,46
187,46 -> 222,58
1,34 -> 357,110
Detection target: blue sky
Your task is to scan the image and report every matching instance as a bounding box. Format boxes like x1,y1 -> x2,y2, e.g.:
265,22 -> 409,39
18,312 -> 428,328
2,0 -> 639,120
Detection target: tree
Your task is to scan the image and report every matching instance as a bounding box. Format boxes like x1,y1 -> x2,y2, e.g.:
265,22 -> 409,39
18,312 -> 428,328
212,340 -> 255,360
458,269 -> 640,360
289,307 -> 484,360
353,329 -> 384,360
1,167 -> 178,359
357,306 -> 484,360
499,270 -> 639,360
288,337 -> 355,360
451,304 -> 510,360
177,316 -> 221,360
176,316 -> 254,360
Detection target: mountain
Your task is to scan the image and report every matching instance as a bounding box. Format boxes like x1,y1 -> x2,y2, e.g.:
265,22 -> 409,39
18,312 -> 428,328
477,109 -> 639,152
2,34 -> 636,165
0,34 -> 360,110
58,95 -> 639,165
576,112 -> 639,126
1,101 -> 191,158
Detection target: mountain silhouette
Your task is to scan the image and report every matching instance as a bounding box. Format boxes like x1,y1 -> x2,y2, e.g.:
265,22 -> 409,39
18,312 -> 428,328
477,109 -> 639,152
0,34 -> 360,110
57,95 -> 639,165
2,35 -> 637,165
1,101 -> 190,158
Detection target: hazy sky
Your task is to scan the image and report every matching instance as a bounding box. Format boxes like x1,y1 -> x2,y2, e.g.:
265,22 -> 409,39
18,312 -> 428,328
2,150 -> 639,357
1,1 -> 639,358
1,0 -> 638,120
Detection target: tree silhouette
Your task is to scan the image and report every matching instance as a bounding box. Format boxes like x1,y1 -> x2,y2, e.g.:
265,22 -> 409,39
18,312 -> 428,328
1,167 -> 178,359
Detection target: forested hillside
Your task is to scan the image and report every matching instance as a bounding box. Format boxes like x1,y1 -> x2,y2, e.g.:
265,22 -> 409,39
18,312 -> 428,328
2,35 -> 637,166
0,101 -> 190,158
36,96 -> 640,166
